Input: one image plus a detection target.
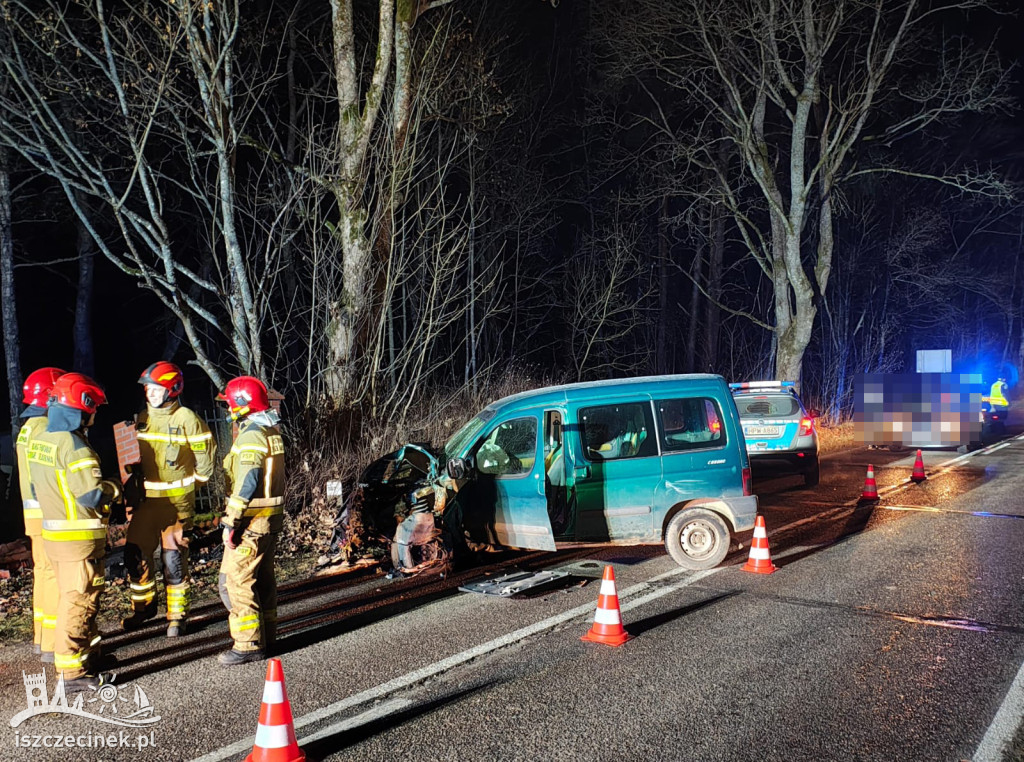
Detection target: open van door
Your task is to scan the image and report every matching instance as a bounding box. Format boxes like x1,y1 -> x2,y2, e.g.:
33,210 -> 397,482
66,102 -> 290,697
458,412 -> 556,551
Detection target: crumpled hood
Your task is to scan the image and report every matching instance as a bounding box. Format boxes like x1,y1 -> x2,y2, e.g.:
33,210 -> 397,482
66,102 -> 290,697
47,403 -> 85,433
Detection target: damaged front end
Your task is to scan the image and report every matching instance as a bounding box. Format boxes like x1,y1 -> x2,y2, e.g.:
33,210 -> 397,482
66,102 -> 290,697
327,443 -> 461,576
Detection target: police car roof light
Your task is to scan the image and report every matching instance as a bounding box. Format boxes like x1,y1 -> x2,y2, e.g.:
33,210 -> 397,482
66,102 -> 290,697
729,381 -> 795,391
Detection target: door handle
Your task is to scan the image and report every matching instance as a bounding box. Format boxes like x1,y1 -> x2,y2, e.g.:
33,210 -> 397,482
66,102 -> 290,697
574,465 -> 590,479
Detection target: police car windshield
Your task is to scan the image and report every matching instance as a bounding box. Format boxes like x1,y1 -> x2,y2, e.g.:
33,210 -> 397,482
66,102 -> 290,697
736,396 -> 800,418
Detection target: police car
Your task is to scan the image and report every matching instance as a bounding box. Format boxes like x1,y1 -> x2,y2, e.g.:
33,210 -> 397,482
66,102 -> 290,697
729,381 -> 820,487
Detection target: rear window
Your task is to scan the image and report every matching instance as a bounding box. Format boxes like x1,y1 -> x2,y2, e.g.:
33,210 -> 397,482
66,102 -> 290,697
735,395 -> 800,418
657,398 -> 725,452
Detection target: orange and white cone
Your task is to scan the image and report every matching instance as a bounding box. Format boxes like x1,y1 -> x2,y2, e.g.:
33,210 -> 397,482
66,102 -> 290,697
581,565 -> 632,647
246,658 -> 305,762
911,450 -> 926,483
741,514 -> 777,574
860,464 -> 879,502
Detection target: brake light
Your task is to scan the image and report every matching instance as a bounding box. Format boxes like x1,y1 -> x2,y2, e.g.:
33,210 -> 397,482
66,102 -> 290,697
798,417 -> 814,436
742,466 -> 752,496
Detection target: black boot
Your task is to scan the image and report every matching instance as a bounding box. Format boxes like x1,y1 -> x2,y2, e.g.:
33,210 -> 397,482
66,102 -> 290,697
218,648 -> 265,666
166,620 -> 187,638
122,603 -> 158,631
64,672 -> 116,693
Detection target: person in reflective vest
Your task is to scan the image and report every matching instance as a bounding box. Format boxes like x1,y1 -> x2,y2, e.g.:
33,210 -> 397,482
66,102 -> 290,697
15,367 -> 65,662
216,376 -> 285,666
27,373 -> 119,692
122,361 -> 215,638
989,378 -> 1010,413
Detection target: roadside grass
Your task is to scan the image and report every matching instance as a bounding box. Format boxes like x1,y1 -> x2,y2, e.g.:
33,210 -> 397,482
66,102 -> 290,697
817,420 -> 856,455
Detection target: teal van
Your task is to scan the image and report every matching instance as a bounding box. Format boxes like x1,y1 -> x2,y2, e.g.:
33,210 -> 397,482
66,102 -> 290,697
390,373 -> 758,570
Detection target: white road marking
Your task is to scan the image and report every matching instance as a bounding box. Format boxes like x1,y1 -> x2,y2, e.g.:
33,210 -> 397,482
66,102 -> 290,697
191,566 -> 718,762
988,442 -> 1012,453
974,657 -> 1024,762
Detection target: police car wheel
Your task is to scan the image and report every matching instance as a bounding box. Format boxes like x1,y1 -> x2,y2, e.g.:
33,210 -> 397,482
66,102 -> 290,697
664,508 -> 729,570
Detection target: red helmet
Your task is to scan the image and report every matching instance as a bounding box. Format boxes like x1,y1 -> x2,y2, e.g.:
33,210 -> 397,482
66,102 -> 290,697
51,373 -> 107,414
139,361 -> 184,398
23,367 -> 67,407
218,376 -> 270,420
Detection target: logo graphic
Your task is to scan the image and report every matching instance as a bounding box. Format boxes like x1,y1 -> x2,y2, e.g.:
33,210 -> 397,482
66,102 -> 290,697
11,672 -> 161,729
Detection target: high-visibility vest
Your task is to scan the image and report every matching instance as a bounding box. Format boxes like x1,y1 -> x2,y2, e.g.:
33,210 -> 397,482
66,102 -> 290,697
989,381 -> 1009,408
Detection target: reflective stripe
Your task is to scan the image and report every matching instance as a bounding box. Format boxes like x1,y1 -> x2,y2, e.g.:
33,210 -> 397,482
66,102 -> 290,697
264,457 -> 274,502
248,497 -> 285,508
23,506 -> 43,520
231,614 -> 261,634
231,444 -> 269,455
33,609 -> 44,621
42,517 -> 106,542
68,458 -> 100,473
144,475 -> 196,497
54,650 -> 89,669
137,432 -> 192,444
254,723 -> 290,749
262,681 -> 284,704
54,470 -> 77,521
23,499 -> 40,509
243,505 -> 284,518
594,607 -> 621,626
90,634 -> 102,647
42,616 -> 56,629
131,581 -> 156,591
194,473 -> 210,483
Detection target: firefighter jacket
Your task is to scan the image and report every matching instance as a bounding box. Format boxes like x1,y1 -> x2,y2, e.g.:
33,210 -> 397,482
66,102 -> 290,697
136,400 -> 215,508
15,407 -> 48,536
27,405 -> 114,562
222,417 -> 285,536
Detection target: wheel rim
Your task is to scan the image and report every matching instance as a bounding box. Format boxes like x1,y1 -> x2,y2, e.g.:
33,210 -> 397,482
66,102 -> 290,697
680,519 -> 719,560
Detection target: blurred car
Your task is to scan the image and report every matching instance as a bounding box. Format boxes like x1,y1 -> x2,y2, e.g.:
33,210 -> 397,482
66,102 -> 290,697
729,381 -> 820,487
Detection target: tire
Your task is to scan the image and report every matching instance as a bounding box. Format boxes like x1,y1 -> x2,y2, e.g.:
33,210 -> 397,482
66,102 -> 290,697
663,508 -> 730,570
804,459 -> 820,487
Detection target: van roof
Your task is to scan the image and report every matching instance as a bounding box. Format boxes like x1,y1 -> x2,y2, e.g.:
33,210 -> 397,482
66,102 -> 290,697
484,374 -> 726,416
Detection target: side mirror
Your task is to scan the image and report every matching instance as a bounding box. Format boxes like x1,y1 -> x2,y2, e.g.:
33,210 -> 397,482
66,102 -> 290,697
446,457 -> 469,480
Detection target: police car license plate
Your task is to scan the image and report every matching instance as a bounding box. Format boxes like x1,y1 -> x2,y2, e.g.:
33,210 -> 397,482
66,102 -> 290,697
746,426 -> 781,437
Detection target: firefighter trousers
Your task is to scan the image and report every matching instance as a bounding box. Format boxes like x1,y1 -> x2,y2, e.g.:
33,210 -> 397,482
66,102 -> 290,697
125,498 -> 192,621
50,554 -> 104,680
29,535 -> 58,654
219,531 -> 278,652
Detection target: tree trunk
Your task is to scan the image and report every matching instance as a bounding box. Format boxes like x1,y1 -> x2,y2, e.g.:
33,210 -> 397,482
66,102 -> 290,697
684,244 -> 703,373
703,203 -> 724,371
0,147 -> 21,447
73,202 -> 95,376
656,195 -> 670,374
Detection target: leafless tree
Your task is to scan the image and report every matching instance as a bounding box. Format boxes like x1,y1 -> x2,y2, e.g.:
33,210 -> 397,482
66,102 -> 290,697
593,0 -> 1015,385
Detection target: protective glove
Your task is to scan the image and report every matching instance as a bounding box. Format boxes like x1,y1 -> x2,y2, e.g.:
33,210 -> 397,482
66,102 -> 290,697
122,465 -> 144,508
222,523 -> 244,549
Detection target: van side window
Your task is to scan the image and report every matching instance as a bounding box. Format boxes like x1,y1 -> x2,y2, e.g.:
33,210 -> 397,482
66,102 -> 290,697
476,417 -> 538,477
579,403 -> 656,461
657,398 -> 726,451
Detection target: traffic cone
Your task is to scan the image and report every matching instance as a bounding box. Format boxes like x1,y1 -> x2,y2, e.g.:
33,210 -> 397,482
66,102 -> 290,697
860,464 -> 879,502
911,450 -> 926,483
741,514 -> 777,574
246,658 -> 305,762
581,565 -> 632,647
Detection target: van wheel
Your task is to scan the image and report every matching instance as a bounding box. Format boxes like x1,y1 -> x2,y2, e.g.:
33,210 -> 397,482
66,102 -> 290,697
664,508 -> 730,570
804,460 -> 820,488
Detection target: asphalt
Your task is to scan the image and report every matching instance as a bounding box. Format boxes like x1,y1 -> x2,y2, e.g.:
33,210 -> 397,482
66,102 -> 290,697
3,430 -> 1024,761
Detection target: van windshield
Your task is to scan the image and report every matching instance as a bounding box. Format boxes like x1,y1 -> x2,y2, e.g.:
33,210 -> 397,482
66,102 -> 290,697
443,410 -> 494,463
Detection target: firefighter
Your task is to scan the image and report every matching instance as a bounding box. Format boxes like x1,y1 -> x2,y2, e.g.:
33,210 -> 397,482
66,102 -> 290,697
15,366 -> 65,663
27,373 -> 119,691
989,377 -> 1010,414
216,376 -> 285,665
122,361 -> 215,638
